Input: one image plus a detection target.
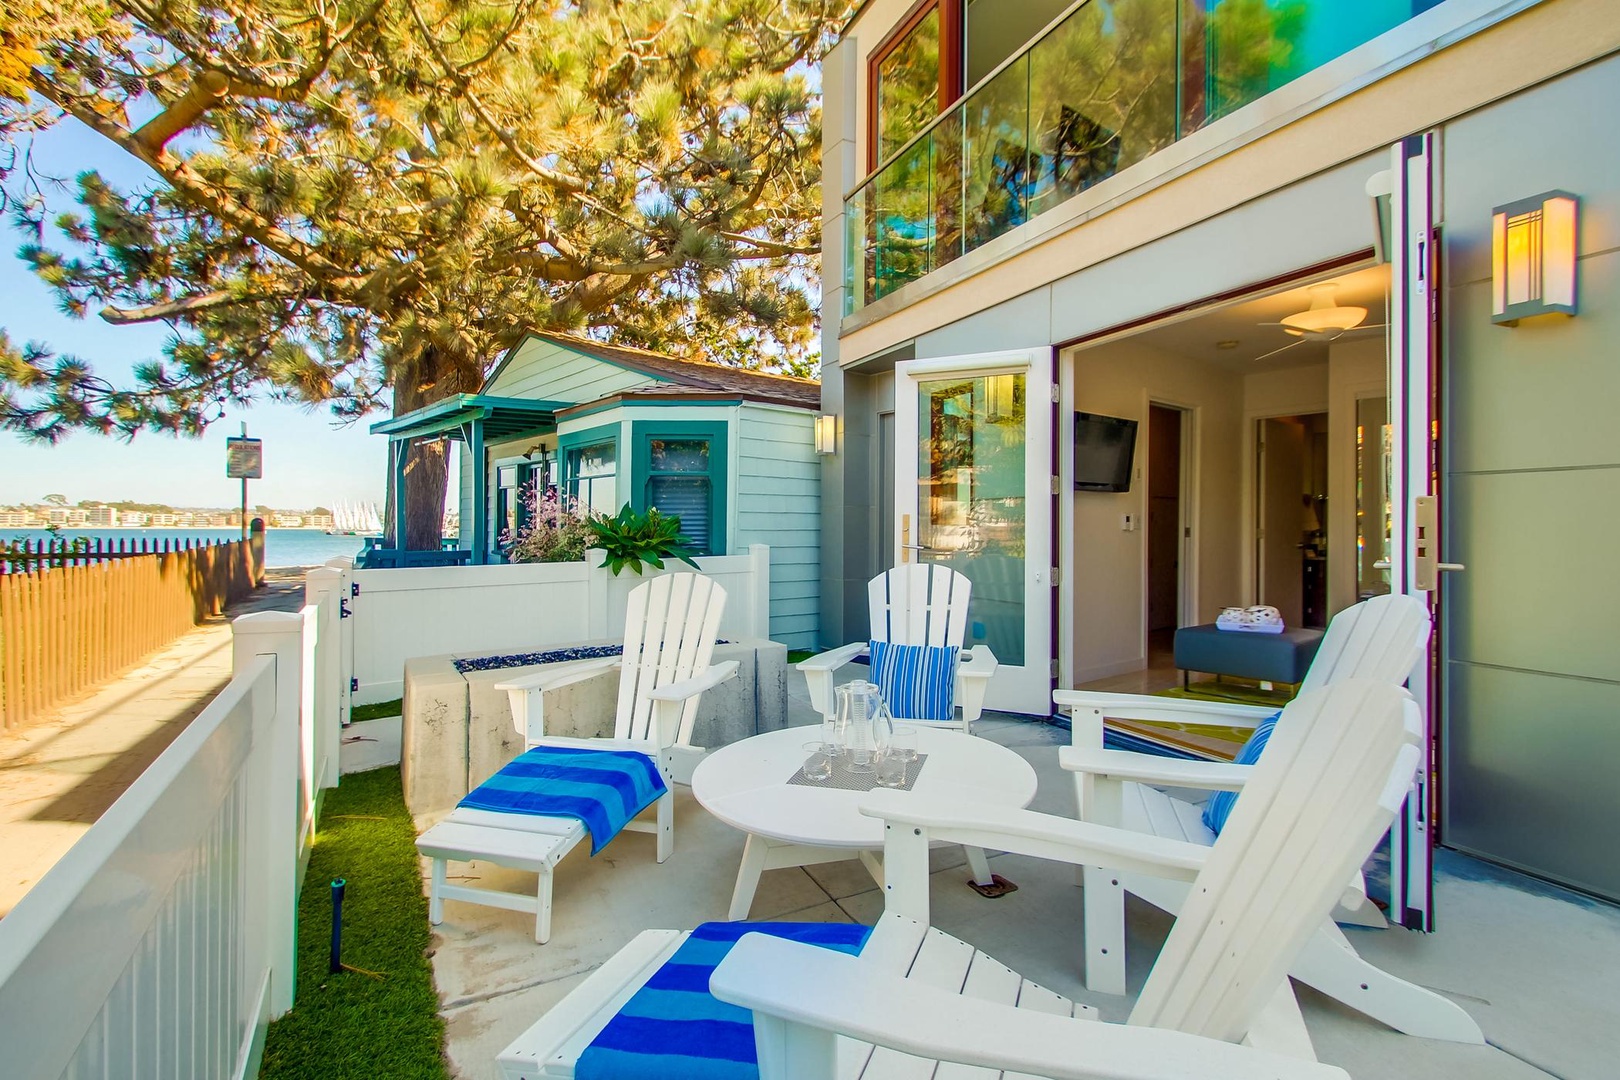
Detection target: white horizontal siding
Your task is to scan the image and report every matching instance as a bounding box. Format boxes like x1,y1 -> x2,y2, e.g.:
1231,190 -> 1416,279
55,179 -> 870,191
735,405 -> 820,649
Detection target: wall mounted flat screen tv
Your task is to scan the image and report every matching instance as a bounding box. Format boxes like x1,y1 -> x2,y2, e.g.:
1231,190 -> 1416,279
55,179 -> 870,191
1074,411 -> 1138,492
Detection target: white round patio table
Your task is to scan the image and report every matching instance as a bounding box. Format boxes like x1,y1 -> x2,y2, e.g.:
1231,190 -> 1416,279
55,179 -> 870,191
692,725 -> 1038,920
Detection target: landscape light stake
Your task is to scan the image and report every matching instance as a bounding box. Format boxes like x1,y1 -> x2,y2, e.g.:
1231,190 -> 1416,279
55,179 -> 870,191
330,878 -> 346,974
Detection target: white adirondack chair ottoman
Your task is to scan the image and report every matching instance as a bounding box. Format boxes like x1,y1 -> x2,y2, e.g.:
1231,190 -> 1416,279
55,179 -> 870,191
798,563 -> 1002,889
1055,592 -> 1483,1043
416,573 -> 738,943
496,679 -> 1420,1080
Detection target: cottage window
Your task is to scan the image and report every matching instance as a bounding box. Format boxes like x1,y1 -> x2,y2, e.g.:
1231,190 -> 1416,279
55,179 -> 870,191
633,421 -> 728,556
566,440 -> 619,516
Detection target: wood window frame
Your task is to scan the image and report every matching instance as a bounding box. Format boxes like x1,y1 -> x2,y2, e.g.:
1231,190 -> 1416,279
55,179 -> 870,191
559,422 -> 620,515
631,420 -> 729,556
866,0 -> 964,172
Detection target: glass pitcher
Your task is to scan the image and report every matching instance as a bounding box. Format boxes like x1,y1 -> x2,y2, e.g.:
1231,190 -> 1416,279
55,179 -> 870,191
835,680 -> 894,774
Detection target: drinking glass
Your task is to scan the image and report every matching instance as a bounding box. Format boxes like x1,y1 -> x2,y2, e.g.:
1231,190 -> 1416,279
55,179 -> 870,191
890,726 -> 918,763
819,718 -> 843,757
802,742 -> 834,782
875,749 -> 907,788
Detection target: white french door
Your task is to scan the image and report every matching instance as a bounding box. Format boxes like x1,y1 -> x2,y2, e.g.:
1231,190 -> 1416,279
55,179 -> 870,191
895,349 -> 1055,715
1386,132 -> 1453,933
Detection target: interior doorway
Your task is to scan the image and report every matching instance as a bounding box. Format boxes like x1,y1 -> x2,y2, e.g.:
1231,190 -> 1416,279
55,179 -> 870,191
1255,412 -> 1329,629
1145,404 -> 1186,665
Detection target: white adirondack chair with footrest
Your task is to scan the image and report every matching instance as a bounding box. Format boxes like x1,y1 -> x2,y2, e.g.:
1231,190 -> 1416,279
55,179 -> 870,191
497,679 -> 1419,1080
416,573 -> 737,943
1053,593 -> 1482,1043
1062,594 -> 1429,951
798,564 -> 997,734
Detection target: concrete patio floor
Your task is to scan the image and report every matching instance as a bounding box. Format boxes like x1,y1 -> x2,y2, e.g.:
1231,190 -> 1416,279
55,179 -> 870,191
419,673 -> 1620,1080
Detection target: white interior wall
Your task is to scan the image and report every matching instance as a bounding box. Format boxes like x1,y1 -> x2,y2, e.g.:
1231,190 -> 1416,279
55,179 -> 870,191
1068,335 -> 1384,681
1069,341 -> 1244,683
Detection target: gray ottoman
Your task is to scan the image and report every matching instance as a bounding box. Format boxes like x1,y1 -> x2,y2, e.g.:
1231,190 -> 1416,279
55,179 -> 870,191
1173,624 -> 1325,688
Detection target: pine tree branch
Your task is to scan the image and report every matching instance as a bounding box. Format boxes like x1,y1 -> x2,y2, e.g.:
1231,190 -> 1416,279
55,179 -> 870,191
28,79 -> 361,287
131,71 -> 230,156
719,232 -> 817,258
405,0 -> 590,195
98,289 -> 292,325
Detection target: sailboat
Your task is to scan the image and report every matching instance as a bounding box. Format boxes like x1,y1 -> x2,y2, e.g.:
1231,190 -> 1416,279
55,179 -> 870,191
328,501 -> 384,536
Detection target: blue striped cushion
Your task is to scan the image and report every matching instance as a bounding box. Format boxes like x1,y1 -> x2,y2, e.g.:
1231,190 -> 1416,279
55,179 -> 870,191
1200,711 -> 1281,836
458,747 -> 667,855
578,921 -> 871,1080
869,639 -> 959,722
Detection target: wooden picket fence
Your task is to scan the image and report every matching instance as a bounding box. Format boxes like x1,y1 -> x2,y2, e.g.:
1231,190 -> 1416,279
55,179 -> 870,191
0,534 -> 264,730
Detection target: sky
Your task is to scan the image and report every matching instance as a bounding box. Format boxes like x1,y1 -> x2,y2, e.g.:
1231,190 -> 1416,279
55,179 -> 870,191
0,120 -> 390,510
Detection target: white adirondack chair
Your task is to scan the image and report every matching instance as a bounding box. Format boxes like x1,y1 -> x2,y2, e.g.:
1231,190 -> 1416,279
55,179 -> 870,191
798,564 -> 998,734
1052,593 -> 1482,1044
497,679 -> 1420,1080
417,573 -> 738,943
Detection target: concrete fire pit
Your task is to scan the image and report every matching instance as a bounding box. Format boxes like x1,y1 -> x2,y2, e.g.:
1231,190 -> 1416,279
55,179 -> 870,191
400,638 -> 789,819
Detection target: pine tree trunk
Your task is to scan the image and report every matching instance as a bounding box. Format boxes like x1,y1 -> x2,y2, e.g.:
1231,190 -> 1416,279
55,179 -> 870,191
383,344 -> 476,550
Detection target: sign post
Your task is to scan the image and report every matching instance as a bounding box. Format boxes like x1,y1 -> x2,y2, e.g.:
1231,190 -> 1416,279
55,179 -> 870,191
226,424 -> 264,539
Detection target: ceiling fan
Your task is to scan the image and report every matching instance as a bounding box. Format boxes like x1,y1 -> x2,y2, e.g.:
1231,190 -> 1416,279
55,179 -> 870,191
1252,283 -> 1388,361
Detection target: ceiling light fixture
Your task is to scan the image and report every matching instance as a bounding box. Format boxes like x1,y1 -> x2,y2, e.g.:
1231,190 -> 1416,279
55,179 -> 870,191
1278,283 -> 1368,337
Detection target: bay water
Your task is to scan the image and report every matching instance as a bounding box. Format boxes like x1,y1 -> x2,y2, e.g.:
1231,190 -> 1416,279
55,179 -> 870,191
1,528 -> 379,569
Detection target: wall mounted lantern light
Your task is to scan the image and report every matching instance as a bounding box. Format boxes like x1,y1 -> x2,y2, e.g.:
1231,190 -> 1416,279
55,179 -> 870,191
814,413 -> 838,455
1492,191 -> 1579,326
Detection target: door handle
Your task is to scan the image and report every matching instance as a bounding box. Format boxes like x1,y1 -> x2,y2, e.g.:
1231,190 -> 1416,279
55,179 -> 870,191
1437,562 -> 1466,572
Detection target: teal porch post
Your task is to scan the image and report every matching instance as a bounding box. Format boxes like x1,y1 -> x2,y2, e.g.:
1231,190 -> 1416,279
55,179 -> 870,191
469,420 -> 488,564
392,437 -> 409,549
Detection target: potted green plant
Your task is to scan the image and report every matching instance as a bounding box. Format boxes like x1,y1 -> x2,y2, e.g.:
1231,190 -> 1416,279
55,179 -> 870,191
587,504 -> 702,575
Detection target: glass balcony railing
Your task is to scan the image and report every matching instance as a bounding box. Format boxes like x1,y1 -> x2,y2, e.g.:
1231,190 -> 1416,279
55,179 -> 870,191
844,0 -> 1435,314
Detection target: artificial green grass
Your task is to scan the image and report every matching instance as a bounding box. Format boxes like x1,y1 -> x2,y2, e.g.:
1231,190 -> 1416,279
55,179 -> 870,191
261,768 -> 448,1080
351,698 -> 403,722
786,649 -> 817,664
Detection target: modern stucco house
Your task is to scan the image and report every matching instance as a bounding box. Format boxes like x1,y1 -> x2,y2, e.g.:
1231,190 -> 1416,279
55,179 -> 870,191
372,331 -> 823,648
815,0 -> 1619,918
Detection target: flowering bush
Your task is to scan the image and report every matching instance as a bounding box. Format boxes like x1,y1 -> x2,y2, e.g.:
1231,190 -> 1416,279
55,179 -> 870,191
502,484 -> 595,564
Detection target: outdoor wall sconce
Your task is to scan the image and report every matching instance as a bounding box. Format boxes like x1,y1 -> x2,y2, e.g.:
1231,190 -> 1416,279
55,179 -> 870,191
814,413 -> 838,455
1492,191 -> 1579,325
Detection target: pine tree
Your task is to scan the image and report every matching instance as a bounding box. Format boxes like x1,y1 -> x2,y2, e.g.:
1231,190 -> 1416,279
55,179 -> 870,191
1,1 -> 846,546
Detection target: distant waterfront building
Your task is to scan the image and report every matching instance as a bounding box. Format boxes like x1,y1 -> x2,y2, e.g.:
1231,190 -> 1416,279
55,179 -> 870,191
120,511 -> 148,527
308,513 -> 334,530
0,509 -> 29,527
150,513 -> 176,527
85,506 -> 116,527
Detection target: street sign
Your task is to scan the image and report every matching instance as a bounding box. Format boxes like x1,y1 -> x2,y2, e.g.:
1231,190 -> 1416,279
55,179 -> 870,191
226,437 -> 264,479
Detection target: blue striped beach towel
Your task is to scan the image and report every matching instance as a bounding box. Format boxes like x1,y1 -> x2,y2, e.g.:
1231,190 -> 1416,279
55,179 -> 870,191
458,747 -> 667,855
578,921 -> 872,1080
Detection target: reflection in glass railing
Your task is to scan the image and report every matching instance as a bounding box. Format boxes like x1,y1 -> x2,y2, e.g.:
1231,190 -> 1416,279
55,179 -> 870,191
845,0 -> 1428,313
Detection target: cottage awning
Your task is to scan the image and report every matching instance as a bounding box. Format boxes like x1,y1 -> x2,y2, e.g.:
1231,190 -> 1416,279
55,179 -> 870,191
368,394 -> 571,567
368,394 -> 569,442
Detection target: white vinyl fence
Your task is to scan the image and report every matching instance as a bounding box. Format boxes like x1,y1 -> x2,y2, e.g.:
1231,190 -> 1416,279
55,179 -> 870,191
349,545 -> 771,704
0,547 -> 769,1075
0,571 -> 346,1080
